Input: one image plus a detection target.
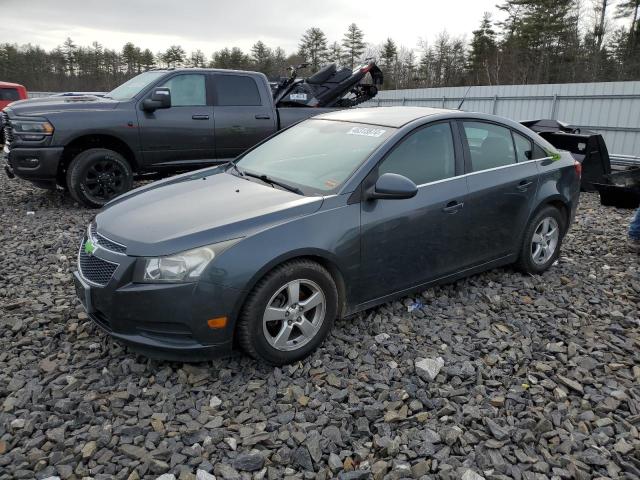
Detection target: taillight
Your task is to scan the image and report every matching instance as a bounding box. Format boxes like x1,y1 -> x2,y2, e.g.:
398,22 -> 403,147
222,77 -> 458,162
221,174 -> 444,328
574,160 -> 582,178
360,64 -> 372,73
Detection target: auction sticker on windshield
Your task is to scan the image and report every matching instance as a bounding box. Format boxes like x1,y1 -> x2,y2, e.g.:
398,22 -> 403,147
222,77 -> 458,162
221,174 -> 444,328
346,126 -> 387,137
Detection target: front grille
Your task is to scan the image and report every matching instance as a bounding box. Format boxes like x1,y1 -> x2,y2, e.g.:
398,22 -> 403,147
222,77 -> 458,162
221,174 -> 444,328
78,238 -> 119,286
1,112 -> 14,146
90,223 -> 127,254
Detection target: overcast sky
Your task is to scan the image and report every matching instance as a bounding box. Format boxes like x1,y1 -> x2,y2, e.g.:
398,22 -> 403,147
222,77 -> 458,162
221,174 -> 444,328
3,0 -> 506,55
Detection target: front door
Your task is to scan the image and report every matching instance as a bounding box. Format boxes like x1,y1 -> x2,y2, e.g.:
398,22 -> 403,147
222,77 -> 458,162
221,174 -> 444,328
137,73 -> 215,167
212,73 -> 276,160
359,122 -> 470,302
459,120 -> 540,263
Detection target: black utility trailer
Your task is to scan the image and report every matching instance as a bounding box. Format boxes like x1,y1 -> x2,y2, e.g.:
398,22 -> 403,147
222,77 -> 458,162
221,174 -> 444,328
521,119 -> 640,209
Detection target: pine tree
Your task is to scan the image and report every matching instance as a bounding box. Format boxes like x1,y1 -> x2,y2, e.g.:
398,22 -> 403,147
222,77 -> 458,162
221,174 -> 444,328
468,13 -> 498,85
342,23 -> 366,68
298,27 -> 329,71
162,45 -> 186,67
189,50 -> 206,68
251,41 -> 273,74
328,41 -> 345,65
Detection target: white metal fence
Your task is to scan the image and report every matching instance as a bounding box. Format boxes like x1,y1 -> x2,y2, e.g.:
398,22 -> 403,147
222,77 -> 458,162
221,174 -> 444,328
361,81 -> 640,157
29,81 -> 640,157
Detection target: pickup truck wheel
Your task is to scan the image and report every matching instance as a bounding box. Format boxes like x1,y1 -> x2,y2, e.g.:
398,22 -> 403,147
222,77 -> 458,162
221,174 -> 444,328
66,148 -> 133,208
237,260 -> 338,366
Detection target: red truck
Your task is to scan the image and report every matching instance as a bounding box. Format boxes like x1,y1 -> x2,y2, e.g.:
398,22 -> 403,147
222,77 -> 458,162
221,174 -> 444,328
1,81 -> 28,145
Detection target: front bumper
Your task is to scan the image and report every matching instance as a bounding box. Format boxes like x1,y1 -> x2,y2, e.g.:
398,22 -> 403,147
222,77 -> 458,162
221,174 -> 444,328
4,144 -> 64,186
72,235 -> 244,361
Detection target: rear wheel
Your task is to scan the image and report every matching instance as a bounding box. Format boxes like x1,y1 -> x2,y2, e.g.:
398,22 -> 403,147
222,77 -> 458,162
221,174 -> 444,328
237,260 -> 338,365
66,148 -> 133,208
516,206 -> 565,274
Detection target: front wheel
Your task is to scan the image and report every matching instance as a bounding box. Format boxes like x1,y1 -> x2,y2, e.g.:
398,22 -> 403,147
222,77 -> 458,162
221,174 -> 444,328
516,206 -> 565,274
237,260 -> 338,365
66,148 -> 133,208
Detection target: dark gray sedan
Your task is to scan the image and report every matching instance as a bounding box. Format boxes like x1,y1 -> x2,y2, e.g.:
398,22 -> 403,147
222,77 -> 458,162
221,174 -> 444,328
73,107 -> 581,365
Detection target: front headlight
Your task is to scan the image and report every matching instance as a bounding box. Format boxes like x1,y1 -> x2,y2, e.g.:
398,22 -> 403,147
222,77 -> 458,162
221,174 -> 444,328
12,120 -> 54,135
141,238 -> 242,283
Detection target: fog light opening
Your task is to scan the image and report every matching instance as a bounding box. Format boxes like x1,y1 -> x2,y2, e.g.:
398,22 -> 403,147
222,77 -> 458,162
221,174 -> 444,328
207,316 -> 228,329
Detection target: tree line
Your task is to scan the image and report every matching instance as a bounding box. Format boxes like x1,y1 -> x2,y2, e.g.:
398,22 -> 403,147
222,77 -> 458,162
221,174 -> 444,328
0,0 -> 638,92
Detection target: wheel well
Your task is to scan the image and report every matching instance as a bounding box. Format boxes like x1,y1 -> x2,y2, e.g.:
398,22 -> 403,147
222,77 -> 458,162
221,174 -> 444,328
541,199 -> 569,232
233,255 -> 349,340
57,134 -> 137,186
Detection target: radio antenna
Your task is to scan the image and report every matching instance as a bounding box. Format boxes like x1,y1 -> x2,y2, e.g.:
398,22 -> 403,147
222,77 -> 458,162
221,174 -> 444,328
457,86 -> 472,110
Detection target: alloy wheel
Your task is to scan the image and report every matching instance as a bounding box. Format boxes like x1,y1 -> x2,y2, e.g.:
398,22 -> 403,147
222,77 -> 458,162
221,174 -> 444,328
531,217 -> 559,265
82,159 -> 128,203
262,279 -> 326,351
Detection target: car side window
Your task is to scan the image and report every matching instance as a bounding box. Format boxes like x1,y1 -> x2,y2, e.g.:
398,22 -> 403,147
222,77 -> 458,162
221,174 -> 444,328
533,144 -> 549,159
159,74 -> 206,106
378,122 -> 456,185
513,131 -> 533,162
0,88 -> 20,101
463,121 -> 515,171
215,75 -> 262,106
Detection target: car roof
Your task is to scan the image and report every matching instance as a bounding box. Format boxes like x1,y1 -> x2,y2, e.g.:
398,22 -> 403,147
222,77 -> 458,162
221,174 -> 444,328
314,106 -> 452,128
0,81 -> 25,88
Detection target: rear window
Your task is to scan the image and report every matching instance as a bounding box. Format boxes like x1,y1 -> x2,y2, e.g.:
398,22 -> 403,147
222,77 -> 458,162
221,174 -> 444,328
0,88 -> 20,101
215,75 -> 261,106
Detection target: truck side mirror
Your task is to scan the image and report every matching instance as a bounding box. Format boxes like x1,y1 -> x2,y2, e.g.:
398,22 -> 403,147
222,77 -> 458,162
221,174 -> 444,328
142,88 -> 171,111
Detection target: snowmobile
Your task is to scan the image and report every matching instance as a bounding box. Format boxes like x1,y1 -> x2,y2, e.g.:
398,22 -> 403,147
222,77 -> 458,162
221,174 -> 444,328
272,59 -> 383,108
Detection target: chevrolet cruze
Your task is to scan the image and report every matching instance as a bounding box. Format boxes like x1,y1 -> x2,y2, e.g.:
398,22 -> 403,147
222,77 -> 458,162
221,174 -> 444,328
73,107 -> 581,365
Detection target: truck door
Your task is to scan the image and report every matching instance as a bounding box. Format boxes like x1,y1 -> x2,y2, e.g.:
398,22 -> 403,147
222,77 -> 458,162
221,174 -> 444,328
137,73 -> 215,167
212,73 -> 277,160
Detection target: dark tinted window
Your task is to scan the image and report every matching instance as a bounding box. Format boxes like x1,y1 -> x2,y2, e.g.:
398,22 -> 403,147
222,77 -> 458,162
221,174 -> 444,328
160,74 -> 206,106
379,122 -> 456,185
0,88 -> 20,101
215,75 -> 261,106
533,144 -> 549,159
463,121 -> 515,171
513,131 -> 533,162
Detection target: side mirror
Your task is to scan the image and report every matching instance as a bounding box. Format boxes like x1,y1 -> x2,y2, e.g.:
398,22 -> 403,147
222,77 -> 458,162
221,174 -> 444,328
366,173 -> 418,200
142,87 -> 171,111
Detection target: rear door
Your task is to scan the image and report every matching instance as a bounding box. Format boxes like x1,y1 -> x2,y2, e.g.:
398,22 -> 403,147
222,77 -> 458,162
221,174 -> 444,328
212,73 -> 277,160
359,121 -> 470,302
137,73 -> 215,167
459,120 -> 541,263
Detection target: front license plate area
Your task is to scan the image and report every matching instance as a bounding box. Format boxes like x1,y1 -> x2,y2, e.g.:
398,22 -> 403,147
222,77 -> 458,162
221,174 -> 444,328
73,271 -> 95,314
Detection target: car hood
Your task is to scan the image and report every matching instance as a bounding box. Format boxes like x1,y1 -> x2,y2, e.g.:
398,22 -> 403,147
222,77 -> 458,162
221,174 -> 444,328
95,169 -> 324,257
6,95 -> 119,117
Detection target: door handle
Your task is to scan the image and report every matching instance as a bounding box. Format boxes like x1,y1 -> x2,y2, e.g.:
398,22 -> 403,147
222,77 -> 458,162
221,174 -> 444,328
192,114 -> 210,120
255,114 -> 271,120
516,180 -> 533,192
442,201 -> 464,214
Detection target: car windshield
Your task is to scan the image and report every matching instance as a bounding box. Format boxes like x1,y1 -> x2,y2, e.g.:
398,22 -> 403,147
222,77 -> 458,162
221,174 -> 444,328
105,71 -> 167,100
236,119 -> 394,193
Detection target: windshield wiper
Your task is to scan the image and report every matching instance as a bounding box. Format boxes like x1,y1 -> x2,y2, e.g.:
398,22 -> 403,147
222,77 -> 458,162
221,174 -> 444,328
225,161 -> 245,177
244,172 -> 304,195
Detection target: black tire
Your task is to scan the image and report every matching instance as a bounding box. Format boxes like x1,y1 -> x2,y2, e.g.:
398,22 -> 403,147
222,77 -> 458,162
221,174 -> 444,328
66,148 -> 133,208
516,206 -> 565,274
238,259 -> 338,365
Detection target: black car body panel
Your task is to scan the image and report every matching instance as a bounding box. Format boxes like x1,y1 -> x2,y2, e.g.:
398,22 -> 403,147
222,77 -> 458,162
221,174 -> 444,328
73,107 -> 581,360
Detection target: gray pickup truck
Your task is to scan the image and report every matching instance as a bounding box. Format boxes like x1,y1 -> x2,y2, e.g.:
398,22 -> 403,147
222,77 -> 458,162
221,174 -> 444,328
2,68 -> 337,207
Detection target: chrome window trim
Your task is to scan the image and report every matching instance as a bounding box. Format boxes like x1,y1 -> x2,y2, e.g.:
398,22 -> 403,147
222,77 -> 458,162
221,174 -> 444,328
415,157 -> 552,188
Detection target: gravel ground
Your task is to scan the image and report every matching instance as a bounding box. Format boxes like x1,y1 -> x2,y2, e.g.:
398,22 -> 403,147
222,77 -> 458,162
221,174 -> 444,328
1,173 -> 639,480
